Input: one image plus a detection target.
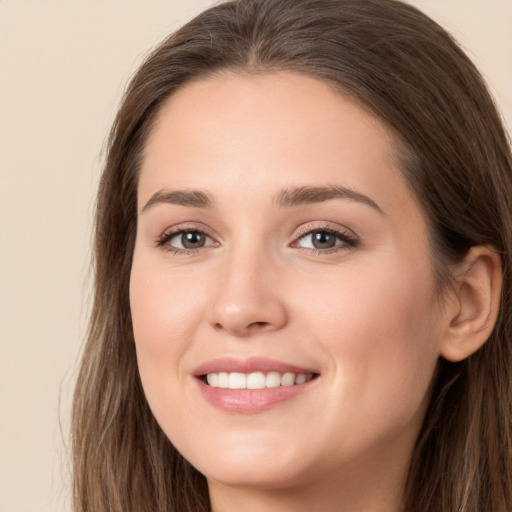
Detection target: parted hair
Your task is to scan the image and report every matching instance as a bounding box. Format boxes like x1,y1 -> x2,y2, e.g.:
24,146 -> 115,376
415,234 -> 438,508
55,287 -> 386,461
72,0 -> 512,510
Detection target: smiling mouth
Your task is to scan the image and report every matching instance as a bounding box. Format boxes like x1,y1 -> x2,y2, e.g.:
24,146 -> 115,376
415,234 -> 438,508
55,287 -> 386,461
201,371 -> 318,389
196,362 -> 320,412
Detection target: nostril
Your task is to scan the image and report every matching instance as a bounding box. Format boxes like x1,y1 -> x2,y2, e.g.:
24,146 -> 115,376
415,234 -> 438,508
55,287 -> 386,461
209,300 -> 288,335
248,321 -> 270,330
213,320 -> 270,334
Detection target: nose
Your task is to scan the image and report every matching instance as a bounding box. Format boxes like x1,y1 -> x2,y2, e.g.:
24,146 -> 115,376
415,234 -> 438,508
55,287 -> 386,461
207,246 -> 288,337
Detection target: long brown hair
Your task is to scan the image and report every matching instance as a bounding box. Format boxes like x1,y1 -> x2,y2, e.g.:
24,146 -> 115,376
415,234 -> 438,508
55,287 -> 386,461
72,0 -> 512,510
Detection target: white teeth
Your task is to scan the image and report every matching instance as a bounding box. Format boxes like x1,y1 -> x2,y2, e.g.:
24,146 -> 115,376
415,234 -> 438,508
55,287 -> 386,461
281,372 -> 295,386
217,372 -> 229,388
206,373 -> 218,387
205,371 -> 315,389
228,372 -> 246,389
266,371 -> 281,388
247,372 -> 266,389
295,373 -> 307,384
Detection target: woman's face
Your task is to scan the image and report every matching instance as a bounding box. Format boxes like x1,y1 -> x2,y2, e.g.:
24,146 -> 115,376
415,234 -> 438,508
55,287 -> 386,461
130,72 -> 446,492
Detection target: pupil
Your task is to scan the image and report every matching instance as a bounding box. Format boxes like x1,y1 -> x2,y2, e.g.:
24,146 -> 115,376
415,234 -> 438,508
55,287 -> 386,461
312,231 -> 336,249
182,231 -> 205,249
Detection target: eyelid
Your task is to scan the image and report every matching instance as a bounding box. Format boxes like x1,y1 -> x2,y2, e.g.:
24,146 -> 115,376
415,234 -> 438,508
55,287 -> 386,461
156,223 -> 219,252
291,222 -> 359,252
293,221 -> 357,239
154,221 -> 358,254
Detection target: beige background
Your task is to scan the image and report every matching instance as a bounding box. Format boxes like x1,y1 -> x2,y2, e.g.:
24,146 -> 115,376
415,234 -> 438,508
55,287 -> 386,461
0,2 -> 510,511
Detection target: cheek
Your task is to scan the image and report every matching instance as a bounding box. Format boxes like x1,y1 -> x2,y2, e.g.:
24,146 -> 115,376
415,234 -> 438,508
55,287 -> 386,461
130,256 -> 205,350
302,255 -> 439,348
300,258 -> 441,426
129,255 -> 207,415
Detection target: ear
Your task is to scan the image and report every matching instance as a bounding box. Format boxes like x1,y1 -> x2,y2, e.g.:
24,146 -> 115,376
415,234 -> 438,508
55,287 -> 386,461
440,246 -> 502,362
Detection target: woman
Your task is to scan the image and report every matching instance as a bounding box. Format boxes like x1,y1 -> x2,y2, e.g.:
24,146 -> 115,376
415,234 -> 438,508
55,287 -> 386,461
72,0 -> 512,510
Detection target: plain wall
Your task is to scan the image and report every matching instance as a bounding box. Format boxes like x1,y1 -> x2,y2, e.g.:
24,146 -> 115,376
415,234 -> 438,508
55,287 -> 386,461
0,2 -> 510,511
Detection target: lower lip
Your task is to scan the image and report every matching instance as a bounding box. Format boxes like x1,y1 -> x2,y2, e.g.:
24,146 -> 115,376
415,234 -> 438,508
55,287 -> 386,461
196,378 -> 317,413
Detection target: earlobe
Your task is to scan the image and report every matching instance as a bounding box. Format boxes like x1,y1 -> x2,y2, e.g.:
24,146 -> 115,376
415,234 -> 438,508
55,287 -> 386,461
440,246 -> 502,362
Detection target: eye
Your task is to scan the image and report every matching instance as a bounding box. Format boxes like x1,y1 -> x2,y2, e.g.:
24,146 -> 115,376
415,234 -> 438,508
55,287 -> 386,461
293,227 -> 358,252
157,229 -> 216,252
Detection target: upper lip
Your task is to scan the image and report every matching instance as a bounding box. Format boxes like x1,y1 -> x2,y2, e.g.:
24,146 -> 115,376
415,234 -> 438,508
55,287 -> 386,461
193,357 -> 318,377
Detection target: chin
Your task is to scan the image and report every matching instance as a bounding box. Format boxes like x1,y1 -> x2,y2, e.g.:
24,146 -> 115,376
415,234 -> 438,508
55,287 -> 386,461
202,460 -> 309,491
180,434 -> 311,489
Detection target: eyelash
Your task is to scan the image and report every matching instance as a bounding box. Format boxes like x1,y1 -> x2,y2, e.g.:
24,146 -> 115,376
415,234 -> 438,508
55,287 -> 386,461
156,224 -> 359,255
156,225 -> 217,255
292,224 -> 359,254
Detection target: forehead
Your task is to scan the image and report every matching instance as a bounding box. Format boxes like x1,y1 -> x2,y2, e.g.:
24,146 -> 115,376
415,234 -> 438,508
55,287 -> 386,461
146,71 -> 397,163
139,71 -> 420,222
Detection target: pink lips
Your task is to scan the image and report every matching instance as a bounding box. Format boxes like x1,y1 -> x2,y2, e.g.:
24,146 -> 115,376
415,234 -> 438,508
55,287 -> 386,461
193,356 -> 317,376
193,357 -> 319,414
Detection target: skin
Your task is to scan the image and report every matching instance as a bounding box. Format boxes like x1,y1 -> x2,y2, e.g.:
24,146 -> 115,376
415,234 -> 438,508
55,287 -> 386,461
129,72 -> 496,511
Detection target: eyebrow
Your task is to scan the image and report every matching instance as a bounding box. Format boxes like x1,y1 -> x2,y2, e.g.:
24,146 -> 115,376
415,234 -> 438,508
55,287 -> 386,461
275,185 -> 384,214
141,184 -> 383,215
141,189 -> 214,212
